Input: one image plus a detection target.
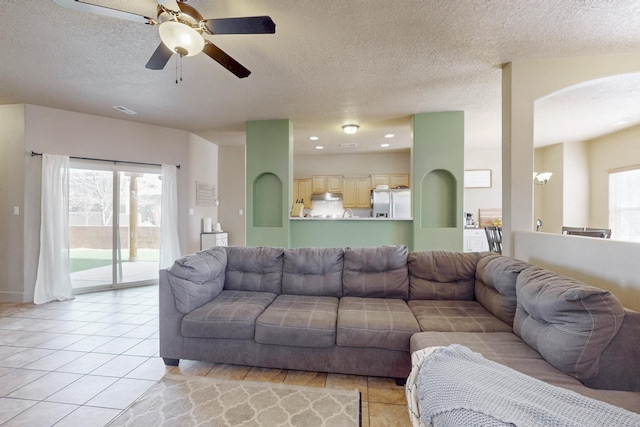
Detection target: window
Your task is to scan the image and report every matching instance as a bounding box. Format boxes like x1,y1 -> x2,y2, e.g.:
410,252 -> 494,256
69,162 -> 162,291
609,167 -> 640,242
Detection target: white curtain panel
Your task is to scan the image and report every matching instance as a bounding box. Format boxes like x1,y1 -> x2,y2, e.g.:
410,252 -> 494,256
34,154 -> 74,304
159,164 -> 181,269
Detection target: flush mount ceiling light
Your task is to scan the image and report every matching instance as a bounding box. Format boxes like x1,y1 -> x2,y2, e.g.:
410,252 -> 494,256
158,21 -> 205,56
309,136 -> 319,141
315,145 -> 324,150
342,124 -> 359,135
384,134 -> 395,138
381,143 -> 390,148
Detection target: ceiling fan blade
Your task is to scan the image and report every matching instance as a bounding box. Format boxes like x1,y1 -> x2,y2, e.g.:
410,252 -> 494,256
202,16 -> 276,35
203,41 -> 251,78
145,43 -> 174,70
51,0 -> 152,24
157,0 -> 181,13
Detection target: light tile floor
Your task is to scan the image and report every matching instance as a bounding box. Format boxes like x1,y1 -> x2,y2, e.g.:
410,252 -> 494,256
0,286 -> 411,426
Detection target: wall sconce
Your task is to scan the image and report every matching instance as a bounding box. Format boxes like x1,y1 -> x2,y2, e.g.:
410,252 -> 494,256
342,124 -> 359,135
534,172 -> 553,186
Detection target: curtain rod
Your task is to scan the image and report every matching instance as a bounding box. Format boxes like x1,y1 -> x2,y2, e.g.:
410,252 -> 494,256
30,151 -> 180,169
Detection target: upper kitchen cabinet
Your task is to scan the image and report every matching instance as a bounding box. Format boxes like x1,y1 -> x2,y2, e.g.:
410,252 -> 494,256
293,178 -> 312,208
343,177 -> 372,208
312,175 -> 343,193
370,174 -> 410,189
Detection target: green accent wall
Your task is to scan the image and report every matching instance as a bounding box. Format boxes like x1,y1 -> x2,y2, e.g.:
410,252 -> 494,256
412,112 -> 464,251
246,120 -> 293,247
290,220 -> 413,249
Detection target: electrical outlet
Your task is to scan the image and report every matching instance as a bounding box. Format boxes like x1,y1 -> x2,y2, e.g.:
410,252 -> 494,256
13,206 -> 19,216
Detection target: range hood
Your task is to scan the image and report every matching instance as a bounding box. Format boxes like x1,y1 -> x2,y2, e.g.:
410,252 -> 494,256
311,192 -> 343,201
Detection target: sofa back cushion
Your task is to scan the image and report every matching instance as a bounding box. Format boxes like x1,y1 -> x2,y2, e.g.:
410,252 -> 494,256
282,247 -> 344,297
224,246 -> 284,294
408,251 -> 479,300
167,247 -> 227,313
342,245 -> 409,299
474,253 -> 530,325
514,267 -> 625,382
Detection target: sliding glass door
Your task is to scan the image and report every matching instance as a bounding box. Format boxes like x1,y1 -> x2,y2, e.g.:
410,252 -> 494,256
68,163 -> 162,292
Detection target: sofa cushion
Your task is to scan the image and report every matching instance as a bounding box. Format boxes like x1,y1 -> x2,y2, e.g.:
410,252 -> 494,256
282,247 -> 344,297
408,300 -> 512,333
342,246 -> 409,299
255,294 -> 338,348
474,253 -> 530,326
181,290 -> 277,339
337,296 -> 420,351
224,246 -> 284,294
408,251 -> 479,300
409,332 -> 640,413
514,267 -> 625,382
168,247 -> 227,313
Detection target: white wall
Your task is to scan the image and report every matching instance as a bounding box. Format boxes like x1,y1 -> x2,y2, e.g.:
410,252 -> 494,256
294,151 -> 410,178
0,105 -> 26,301
218,145 -> 246,246
514,231 -> 640,311
534,143 -> 563,233
588,124 -> 640,229
463,148 -> 502,221
563,140 -> 590,228
0,104 -> 203,302
187,134 -> 219,253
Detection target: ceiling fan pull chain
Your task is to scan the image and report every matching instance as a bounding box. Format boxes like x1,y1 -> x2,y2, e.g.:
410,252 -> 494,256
174,54 -> 185,84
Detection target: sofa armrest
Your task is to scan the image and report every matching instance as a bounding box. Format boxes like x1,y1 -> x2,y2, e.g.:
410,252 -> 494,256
159,269 -> 186,361
584,309 -> 640,392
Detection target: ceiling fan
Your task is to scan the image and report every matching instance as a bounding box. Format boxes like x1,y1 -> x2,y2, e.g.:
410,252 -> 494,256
51,0 -> 276,78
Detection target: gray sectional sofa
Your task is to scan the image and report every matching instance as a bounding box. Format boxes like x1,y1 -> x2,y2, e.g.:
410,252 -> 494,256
159,245 -> 640,413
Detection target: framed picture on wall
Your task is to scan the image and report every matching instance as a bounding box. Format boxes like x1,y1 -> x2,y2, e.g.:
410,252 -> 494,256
464,169 -> 492,188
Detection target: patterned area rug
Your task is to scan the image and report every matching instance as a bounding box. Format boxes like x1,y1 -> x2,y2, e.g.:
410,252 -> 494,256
108,374 -> 361,427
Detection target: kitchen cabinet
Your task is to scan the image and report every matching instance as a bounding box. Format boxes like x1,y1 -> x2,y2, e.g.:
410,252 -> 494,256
370,174 -> 389,189
312,175 -> 343,193
463,229 -> 489,253
390,174 -> 410,188
293,178 -> 312,208
343,177 -> 372,208
370,174 -> 410,189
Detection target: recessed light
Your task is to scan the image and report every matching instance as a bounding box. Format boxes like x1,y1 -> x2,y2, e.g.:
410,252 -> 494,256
381,143 -> 390,148
384,133 -> 394,138
315,145 -> 324,150
309,136 -> 319,141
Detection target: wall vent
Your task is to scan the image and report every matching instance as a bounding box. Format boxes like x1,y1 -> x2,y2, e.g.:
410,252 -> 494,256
340,143 -> 358,148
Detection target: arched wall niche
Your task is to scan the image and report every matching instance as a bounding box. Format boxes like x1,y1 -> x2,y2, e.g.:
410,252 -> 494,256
420,169 -> 457,228
253,172 -> 283,227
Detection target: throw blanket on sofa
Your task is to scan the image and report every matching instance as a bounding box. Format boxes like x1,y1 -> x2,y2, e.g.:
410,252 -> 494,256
411,344 -> 640,427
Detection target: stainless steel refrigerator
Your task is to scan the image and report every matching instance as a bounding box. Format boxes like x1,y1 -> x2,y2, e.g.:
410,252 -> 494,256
372,189 -> 411,218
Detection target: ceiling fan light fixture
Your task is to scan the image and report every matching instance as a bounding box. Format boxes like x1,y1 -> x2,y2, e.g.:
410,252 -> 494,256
158,21 -> 204,57
342,124 -> 359,135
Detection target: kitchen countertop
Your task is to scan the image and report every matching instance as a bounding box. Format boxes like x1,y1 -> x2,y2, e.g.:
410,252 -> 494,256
290,217 -> 412,221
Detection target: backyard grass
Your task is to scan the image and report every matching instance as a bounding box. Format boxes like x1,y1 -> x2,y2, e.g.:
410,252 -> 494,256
70,248 -> 159,273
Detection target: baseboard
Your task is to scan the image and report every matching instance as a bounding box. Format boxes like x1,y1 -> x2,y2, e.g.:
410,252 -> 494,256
0,290 -> 30,303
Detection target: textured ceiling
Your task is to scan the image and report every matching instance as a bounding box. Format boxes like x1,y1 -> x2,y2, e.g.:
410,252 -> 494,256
1,0 -> 640,155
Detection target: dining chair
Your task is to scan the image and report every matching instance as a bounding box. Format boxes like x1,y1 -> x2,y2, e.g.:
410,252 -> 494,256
484,226 -> 502,254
